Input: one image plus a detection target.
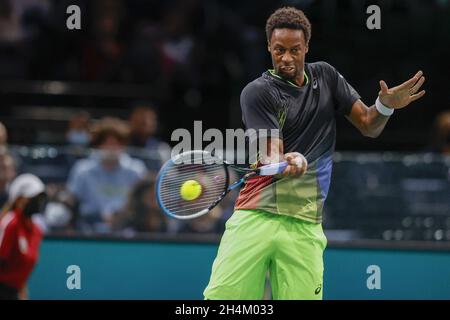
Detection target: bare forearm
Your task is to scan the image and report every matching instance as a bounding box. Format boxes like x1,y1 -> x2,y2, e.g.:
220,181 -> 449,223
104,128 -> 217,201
259,138 -> 307,176
364,104 -> 392,138
259,137 -> 284,164
348,70 -> 426,139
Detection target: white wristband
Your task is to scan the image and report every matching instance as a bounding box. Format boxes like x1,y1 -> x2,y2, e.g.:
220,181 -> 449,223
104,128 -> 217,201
375,97 -> 394,116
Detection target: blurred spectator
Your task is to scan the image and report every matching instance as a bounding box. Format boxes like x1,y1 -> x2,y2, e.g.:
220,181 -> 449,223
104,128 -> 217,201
0,121 -> 7,146
128,106 -> 171,169
81,0 -> 125,81
66,111 -> 91,147
67,117 -> 147,233
0,0 -> 22,43
0,173 -> 46,300
178,205 -> 225,234
112,178 -> 167,235
41,184 -> 74,233
430,111 -> 450,155
0,149 -> 16,207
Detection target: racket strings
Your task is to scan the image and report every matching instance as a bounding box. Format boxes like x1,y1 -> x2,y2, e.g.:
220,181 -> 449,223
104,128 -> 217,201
158,160 -> 228,217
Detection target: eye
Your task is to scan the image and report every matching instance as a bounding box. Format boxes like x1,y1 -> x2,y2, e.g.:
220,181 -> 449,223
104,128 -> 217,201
275,48 -> 285,54
291,48 -> 299,54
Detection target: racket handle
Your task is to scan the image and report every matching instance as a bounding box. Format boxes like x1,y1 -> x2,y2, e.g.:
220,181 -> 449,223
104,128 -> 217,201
258,161 -> 288,176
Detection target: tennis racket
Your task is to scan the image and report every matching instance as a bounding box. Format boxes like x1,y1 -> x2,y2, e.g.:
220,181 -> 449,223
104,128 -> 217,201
156,150 -> 288,220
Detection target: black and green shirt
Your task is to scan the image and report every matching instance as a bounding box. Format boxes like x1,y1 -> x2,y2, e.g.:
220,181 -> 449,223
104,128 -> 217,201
235,61 -> 360,223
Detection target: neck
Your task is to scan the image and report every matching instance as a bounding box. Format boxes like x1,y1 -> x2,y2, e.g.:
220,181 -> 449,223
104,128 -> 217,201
270,68 -> 308,88
102,161 -> 118,171
294,70 -> 306,87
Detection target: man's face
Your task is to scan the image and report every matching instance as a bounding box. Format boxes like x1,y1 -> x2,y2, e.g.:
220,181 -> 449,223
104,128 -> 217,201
98,135 -> 124,168
268,28 -> 308,82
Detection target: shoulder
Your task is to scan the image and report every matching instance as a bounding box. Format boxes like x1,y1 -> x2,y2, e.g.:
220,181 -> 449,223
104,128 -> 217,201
120,155 -> 147,177
240,75 -> 276,107
241,76 -> 273,98
0,212 -> 18,233
243,75 -> 270,91
308,61 -> 343,90
308,61 -> 338,77
70,157 -> 97,176
67,158 -> 98,191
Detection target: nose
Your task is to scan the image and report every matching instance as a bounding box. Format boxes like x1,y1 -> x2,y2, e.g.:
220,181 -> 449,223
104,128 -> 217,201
281,52 -> 293,63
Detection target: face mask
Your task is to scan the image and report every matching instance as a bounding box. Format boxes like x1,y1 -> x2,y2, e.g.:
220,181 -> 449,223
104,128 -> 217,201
97,150 -> 123,169
23,193 -> 47,217
67,130 -> 90,146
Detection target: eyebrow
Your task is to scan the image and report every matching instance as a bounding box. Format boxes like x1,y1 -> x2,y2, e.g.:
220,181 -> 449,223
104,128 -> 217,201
273,43 -> 303,49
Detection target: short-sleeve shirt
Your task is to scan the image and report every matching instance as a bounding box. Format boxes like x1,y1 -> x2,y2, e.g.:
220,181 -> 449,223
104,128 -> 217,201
67,153 -> 147,222
235,61 -> 360,223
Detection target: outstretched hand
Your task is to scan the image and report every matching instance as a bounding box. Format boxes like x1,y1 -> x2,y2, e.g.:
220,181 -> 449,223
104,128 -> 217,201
379,70 -> 426,109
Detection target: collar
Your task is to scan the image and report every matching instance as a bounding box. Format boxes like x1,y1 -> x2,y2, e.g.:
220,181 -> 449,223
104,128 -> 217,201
268,69 -> 309,88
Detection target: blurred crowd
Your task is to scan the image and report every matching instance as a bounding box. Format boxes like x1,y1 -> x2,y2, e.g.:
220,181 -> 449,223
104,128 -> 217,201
0,106 -> 237,237
0,0 -> 269,116
0,0 -> 265,236
1,0 -> 450,239
2,110 -> 450,238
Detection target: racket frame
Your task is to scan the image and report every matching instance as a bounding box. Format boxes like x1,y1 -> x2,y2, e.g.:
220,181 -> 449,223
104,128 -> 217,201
156,150 -> 287,220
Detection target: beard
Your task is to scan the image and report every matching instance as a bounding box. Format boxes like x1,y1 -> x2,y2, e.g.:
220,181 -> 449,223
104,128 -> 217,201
277,65 -> 298,81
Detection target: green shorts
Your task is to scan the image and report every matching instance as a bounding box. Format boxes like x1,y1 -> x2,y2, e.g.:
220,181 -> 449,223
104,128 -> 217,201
203,209 -> 327,300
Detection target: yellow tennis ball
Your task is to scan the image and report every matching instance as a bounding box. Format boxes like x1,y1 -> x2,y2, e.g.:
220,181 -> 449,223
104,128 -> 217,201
180,180 -> 202,201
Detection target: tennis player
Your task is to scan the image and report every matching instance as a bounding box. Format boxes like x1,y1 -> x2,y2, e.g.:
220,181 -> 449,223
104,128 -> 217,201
204,7 -> 426,300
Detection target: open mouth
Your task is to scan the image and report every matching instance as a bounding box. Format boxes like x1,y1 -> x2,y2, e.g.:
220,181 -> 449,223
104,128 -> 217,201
281,66 -> 295,73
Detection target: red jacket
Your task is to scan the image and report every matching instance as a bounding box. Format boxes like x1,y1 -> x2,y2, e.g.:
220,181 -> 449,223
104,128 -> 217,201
0,209 -> 43,290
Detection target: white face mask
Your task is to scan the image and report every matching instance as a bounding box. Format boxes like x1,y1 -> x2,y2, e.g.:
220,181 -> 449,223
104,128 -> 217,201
67,130 -> 90,146
95,149 -> 123,169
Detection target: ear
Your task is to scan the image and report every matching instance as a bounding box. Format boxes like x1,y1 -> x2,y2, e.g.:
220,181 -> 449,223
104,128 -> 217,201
267,41 -> 271,52
305,45 -> 309,54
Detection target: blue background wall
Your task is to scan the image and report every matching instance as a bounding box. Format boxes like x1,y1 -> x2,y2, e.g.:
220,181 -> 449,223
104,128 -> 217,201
28,239 -> 450,300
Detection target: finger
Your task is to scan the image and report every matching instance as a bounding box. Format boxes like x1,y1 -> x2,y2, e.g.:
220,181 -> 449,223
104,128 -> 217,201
297,155 -> 307,175
301,160 -> 308,174
283,165 -> 295,176
294,158 -> 307,176
410,76 -> 425,94
284,154 -> 294,163
281,164 -> 299,176
297,165 -> 306,176
414,70 -> 423,78
398,70 -> 424,90
379,80 -> 389,94
409,90 -> 426,102
281,165 -> 292,176
291,165 -> 303,176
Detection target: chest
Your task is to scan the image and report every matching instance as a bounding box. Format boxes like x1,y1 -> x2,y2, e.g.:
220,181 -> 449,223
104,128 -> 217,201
85,169 -> 138,197
276,85 -> 334,128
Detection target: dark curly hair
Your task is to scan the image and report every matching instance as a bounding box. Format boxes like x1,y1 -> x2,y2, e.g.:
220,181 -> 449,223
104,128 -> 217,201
266,7 -> 312,45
